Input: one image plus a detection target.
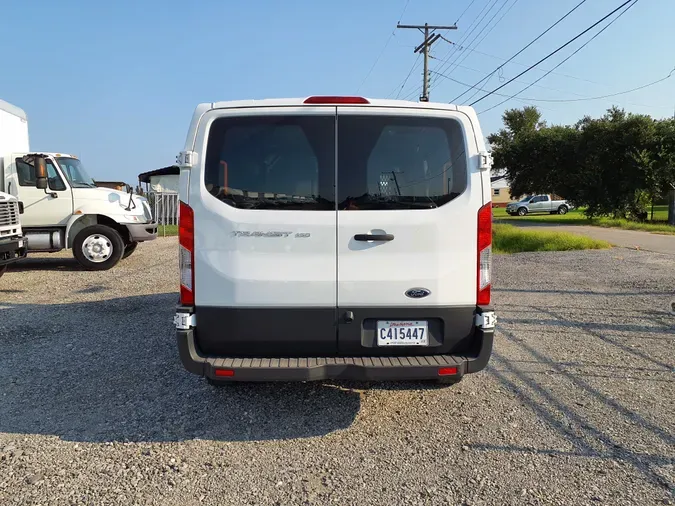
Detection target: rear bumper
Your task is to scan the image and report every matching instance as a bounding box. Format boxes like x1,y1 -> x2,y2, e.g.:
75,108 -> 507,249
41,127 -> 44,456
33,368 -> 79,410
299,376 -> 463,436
175,317 -> 494,382
0,236 -> 28,266
126,222 -> 158,242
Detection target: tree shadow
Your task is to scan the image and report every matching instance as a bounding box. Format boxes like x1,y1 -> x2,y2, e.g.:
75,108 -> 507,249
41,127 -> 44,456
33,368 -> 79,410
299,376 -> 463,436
0,293 -> 360,443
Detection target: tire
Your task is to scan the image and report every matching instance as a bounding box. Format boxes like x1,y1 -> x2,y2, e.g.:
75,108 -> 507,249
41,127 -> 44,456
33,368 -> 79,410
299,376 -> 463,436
0,265 -> 7,279
122,241 -> 139,259
72,225 -> 125,271
558,205 -> 568,215
517,207 -> 528,216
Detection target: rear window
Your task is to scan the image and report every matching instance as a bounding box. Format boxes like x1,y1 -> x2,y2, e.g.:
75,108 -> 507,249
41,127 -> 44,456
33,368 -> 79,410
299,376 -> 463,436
337,115 -> 467,210
204,115 -> 335,210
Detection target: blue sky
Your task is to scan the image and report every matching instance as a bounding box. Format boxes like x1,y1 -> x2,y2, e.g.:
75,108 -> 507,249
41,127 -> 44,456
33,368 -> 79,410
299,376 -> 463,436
2,0 -> 673,184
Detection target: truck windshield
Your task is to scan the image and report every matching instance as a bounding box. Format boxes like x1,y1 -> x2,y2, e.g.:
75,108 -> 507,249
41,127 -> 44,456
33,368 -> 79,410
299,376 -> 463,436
56,157 -> 96,188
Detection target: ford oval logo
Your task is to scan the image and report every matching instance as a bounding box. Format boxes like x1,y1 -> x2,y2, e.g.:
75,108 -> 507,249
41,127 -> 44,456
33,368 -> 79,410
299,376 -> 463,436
405,288 -> 431,299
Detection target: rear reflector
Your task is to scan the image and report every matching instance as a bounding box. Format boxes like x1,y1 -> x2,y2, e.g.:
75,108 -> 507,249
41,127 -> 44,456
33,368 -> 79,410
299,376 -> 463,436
179,201 -> 195,306
438,367 -> 458,376
477,202 -> 492,306
303,96 -> 370,104
214,369 -> 235,377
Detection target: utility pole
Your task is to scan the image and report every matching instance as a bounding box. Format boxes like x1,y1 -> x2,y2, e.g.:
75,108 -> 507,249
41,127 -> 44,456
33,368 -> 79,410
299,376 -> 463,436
396,23 -> 457,102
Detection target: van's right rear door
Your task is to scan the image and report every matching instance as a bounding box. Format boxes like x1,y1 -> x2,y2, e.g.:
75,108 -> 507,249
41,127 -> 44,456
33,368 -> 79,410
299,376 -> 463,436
335,106 -> 483,356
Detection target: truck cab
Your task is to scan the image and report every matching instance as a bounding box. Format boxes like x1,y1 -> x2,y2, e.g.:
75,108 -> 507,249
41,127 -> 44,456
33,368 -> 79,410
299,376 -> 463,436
0,99 -> 157,270
175,96 -> 496,385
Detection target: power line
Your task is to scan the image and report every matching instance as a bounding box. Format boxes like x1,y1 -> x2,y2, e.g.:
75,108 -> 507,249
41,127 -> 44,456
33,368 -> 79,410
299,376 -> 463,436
433,0 -> 496,73
431,65 -> 673,107
477,0 -> 639,114
455,0 -> 478,25
435,0 -> 502,76
392,54 -> 422,99
437,35 -> 608,87
470,0 -> 636,107
357,0 -> 412,92
434,0 -> 516,82
432,0 -> 520,99
450,0 -> 588,104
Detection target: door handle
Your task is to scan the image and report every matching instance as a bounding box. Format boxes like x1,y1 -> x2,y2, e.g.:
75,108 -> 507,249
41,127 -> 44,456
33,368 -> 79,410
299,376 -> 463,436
354,234 -> 394,242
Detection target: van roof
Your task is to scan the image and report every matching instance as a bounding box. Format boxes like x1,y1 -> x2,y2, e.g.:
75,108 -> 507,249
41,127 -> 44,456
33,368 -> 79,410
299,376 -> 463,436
207,97 -> 466,112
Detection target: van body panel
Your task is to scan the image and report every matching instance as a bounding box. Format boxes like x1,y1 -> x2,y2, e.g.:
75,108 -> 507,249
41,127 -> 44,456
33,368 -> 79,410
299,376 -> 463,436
178,98 -> 495,375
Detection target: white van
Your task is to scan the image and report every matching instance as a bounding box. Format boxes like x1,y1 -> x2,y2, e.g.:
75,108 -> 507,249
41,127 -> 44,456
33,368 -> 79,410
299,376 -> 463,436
174,96 -> 496,384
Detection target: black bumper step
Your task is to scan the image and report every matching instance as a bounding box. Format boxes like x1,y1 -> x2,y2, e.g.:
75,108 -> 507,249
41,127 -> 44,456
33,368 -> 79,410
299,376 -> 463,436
177,328 -> 493,382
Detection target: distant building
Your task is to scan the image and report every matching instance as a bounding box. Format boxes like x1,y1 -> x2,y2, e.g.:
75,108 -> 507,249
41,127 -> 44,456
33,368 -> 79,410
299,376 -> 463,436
138,165 -> 179,194
491,175 -> 512,207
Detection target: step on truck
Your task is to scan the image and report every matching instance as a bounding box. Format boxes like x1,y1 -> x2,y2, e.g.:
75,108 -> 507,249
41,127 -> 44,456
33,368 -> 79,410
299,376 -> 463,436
174,96 -> 496,384
0,191 -> 27,278
0,99 -> 157,270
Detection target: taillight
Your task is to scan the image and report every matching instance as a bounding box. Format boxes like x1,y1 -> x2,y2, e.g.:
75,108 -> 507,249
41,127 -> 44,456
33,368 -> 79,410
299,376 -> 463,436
477,202 -> 492,306
179,201 -> 194,306
303,96 -> 370,104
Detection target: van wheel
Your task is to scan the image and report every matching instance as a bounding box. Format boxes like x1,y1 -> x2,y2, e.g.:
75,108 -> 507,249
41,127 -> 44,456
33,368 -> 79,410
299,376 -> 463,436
0,265 -> 7,279
517,207 -> 528,216
122,242 -> 138,259
73,225 -> 125,271
558,205 -> 568,215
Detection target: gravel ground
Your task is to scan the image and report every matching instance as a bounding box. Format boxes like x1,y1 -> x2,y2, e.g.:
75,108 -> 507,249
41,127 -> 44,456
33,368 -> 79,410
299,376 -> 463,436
0,238 -> 673,506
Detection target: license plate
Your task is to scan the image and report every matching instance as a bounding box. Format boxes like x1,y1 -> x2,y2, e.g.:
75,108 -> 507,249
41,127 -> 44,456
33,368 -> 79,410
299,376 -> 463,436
377,320 -> 428,346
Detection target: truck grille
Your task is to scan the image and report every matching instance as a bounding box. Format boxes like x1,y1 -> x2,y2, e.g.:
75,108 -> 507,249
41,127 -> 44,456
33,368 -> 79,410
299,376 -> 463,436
0,201 -> 20,228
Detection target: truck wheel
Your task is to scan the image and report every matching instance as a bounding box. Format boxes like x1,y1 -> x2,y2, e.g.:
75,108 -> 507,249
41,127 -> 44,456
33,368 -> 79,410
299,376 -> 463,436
73,225 -> 125,271
0,265 -> 7,279
517,207 -> 528,216
122,242 -> 138,259
558,205 -> 568,215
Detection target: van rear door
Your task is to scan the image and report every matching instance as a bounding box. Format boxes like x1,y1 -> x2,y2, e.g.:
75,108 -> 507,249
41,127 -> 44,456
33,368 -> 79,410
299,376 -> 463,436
192,106 -> 338,356
335,107 -> 483,356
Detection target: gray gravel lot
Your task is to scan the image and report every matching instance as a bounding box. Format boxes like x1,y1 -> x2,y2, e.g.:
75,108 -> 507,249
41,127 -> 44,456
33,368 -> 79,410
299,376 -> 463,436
0,238 -> 673,506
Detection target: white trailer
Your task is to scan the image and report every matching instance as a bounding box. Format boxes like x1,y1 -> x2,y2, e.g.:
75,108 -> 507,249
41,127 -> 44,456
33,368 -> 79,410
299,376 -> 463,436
0,99 -> 157,270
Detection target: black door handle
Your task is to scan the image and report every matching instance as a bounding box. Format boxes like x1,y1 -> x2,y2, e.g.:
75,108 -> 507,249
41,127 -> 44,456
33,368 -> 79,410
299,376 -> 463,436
354,234 -> 394,242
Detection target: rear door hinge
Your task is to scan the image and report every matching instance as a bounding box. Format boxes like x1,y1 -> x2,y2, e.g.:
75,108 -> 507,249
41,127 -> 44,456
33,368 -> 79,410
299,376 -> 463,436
475,311 -> 496,330
176,150 -> 197,168
174,312 -> 196,330
478,151 -> 493,171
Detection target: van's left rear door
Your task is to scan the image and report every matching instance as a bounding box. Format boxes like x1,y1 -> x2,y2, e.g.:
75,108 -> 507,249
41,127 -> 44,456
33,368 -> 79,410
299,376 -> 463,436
190,106 -> 338,357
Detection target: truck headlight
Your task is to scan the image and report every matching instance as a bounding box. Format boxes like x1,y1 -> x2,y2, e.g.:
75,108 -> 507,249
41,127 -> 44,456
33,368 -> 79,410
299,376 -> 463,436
124,215 -> 142,222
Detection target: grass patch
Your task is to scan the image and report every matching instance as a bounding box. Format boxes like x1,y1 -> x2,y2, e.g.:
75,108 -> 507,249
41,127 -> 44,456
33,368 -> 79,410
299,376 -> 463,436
493,206 -> 675,235
493,223 -> 611,254
157,224 -> 178,236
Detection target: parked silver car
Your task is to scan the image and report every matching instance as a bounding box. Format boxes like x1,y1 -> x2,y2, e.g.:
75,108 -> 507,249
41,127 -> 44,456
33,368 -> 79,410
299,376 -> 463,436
506,195 -> 573,216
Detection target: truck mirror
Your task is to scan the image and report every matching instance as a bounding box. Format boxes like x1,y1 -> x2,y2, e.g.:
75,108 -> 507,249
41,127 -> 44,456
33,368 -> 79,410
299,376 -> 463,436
35,157 -> 48,190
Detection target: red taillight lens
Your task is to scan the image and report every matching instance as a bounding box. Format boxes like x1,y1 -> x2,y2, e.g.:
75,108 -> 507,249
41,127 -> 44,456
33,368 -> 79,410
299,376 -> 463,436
477,202 -> 492,306
303,96 -> 370,104
214,369 -> 235,377
179,201 -> 194,306
438,367 -> 458,376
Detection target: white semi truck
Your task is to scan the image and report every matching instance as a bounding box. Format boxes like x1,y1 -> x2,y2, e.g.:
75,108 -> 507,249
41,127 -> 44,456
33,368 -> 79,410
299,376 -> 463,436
0,99 -> 157,270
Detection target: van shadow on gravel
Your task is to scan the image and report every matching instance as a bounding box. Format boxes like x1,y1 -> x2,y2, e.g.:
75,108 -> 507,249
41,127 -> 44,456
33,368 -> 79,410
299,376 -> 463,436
0,293 -> 360,443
